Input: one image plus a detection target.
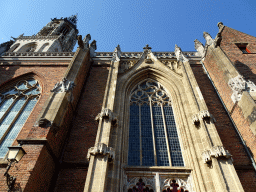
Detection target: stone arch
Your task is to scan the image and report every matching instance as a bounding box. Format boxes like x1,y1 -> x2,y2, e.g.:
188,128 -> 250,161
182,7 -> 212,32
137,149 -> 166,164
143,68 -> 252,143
114,65 -> 199,192
37,43 -> 50,52
0,72 -> 46,94
17,42 -> 37,52
0,73 -> 41,158
8,43 -> 20,52
116,66 -> 191,167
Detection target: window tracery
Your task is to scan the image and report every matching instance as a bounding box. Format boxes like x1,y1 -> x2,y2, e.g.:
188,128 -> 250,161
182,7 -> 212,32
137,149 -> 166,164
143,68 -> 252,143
128,79 -> 184,167
0,79 -> 40,158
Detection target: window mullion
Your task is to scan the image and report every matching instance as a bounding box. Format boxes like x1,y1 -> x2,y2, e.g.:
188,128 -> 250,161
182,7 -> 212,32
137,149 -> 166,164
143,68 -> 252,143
0,97 -> 29,145
0,97 -> 17,124
160,104 -> 172,166
149,98 -> 157,166
139,104 -> 142,166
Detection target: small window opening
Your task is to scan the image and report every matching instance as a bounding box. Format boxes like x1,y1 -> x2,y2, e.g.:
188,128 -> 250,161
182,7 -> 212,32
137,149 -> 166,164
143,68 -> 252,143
236,44 -> 251,53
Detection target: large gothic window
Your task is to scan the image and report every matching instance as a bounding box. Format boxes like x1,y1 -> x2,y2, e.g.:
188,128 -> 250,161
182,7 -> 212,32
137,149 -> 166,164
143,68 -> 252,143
0,79 -> 40,158
128,80 -> 184,166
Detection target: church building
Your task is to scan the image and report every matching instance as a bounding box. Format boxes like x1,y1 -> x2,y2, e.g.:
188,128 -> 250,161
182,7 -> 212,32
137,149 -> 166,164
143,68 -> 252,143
0,16 -> 256,191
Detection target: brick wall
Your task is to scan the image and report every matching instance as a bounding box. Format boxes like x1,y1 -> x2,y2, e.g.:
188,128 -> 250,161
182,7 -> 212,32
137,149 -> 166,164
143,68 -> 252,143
0,61 -> 69,191
54,65 -> 109,191
220,27 -> 256,83
192,64 -> 256,190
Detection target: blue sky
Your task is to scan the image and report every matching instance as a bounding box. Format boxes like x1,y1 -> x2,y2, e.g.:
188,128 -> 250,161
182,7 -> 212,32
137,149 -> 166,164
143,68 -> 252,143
1,0 -> 256,52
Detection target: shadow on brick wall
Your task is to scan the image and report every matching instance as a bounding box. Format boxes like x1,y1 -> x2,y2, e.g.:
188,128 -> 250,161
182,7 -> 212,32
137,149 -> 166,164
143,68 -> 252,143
234,60 -> 256,84
0,63 -> 21,87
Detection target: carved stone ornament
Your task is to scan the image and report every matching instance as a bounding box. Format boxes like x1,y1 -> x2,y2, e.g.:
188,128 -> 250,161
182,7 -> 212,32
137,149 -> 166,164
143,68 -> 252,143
174,44 -> 189,62
145,54 -> 153,64
38,117 -> 51,127
217,22 -> 224,31
89,40 -> 97,57
203,32 -> 214,46
192,110 -> 216,126
51,78 -> 75,93
161,60 -> 182,76
83,34 -> 91,48
199,110 -> 211,120
77,35 -> 84,49
112,44 -> 121,62
192,114 -> 200,126
214,32 -> 222,48
202,146 -> 232,164
194,39 -> 205,58
228,75 -> 256,103
124,177 -> 155,192
161,178 -> 193,192
95,108 -> 117,125
119,60 -> 137,73
87,143 -> 115,160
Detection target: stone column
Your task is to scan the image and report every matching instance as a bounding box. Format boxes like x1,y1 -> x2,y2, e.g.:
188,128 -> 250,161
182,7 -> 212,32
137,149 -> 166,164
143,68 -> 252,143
176,44 -> 244,191
84,45 -> 121,192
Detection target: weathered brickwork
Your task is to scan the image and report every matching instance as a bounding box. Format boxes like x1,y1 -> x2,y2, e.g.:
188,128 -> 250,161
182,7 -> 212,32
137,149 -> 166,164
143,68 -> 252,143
201,26 -> 256,190
220,27 -> 256,83
54,65 -> 109,191
192,64 -> 256,190
54,168 -> 88,192
0,62 -> 70,191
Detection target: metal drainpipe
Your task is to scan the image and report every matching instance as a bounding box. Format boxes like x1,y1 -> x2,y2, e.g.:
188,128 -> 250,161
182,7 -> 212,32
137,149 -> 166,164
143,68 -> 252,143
201,60 -> 256,171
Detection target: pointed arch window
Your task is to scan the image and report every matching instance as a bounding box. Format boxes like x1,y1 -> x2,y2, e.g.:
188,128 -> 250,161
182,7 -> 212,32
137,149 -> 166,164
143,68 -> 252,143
128,80 -> 184,166
0,79 -> 40,158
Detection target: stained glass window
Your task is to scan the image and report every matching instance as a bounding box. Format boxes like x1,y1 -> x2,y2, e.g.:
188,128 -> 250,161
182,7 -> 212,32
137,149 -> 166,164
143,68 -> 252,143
128,80 -> 184,166
0,79 -> 40,158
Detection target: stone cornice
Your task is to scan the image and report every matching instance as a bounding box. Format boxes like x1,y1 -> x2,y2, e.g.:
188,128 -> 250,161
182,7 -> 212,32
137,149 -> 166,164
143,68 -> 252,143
2,52 -> 75,57
94,51 -> 199,59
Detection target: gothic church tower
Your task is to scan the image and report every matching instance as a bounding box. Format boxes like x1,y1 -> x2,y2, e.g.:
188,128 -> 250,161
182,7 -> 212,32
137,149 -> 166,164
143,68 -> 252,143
8,15 -> 78,53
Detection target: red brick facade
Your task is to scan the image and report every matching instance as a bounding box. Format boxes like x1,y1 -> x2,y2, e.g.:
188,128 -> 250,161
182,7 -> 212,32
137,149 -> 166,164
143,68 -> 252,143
1,23 -> 256,192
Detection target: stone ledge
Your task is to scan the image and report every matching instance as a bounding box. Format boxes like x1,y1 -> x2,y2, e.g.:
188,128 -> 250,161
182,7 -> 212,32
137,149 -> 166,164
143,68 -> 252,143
123,166 -> 192,173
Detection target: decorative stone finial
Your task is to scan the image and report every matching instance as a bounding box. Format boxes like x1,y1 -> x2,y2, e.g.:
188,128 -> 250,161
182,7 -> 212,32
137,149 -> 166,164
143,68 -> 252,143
217,22 -> 224,29
194,39 -> 205,58
203,32 -> 214,46
83,34 -> 91,48
67,14 -> 78,26
174,44 -> 188,62
89,40 -> 97,57
143,44 -> 152,50
112,44 -> 121,62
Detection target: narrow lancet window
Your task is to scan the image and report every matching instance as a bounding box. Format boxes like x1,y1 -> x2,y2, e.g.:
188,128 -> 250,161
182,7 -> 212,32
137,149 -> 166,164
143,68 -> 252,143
128,80 -> 184,166
0,79 -> 40,158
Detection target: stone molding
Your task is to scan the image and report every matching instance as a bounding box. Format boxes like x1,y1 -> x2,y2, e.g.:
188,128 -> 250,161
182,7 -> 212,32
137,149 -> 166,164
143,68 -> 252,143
161,60 -> 183,76
161,177 -> 193,192
16,35 -> 60,40
124,177 -> 155,192
87,143 -> 115,160
228,75 -> 256,103
95,108 -> 117,125
119,60 -> 137,73
94,51 -> 198,59
51,78 -> 75,93
192,110 -> 216,126
3,52 -> 75,57
202,146 -> 232,164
